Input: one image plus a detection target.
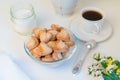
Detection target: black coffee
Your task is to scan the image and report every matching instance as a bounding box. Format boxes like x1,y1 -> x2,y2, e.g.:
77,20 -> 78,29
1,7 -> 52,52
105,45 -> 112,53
82,11 -> 102,21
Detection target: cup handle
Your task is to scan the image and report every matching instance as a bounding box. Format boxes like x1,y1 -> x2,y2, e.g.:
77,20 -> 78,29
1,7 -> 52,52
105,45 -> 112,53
93,23 -> 102,33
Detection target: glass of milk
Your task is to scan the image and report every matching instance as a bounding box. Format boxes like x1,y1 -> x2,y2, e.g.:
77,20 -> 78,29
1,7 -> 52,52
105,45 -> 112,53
10,2 -> 37,35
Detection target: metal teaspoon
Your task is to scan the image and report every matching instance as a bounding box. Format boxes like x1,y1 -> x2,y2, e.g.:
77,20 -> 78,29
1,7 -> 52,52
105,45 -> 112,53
72,40 -> 96,75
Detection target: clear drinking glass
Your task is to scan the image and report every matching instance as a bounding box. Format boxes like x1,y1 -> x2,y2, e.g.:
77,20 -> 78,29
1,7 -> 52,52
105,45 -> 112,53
10,2 -> 37,35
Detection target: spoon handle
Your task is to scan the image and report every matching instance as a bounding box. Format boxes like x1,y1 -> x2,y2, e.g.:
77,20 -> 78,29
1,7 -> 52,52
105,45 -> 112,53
72,46 -> 90,75
72,40 -> 96,75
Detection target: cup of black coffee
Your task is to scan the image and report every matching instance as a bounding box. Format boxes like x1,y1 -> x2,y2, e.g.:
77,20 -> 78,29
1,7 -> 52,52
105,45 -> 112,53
80,7 -> 105,34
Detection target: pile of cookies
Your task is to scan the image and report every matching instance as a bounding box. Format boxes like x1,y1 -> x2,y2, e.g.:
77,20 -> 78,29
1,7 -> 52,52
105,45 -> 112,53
26,24 -> 74,62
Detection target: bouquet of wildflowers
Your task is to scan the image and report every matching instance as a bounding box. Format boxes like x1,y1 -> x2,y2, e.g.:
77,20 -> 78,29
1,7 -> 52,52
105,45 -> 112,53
88,53 -> 120,80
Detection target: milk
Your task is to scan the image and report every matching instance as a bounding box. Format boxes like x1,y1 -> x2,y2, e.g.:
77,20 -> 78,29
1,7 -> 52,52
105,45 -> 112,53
11,9 -> 37,35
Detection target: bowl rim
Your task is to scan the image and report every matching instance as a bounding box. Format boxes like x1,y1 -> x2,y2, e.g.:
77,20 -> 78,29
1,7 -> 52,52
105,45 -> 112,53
24,28 -> 79,65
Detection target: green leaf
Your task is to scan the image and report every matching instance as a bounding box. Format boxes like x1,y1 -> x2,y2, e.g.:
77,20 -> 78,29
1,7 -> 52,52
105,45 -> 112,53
102,72 -> 112,80
108,70 -> 120,80
113,60 -> 120,68
93,53 -> 101,61
101,60 -> 107,68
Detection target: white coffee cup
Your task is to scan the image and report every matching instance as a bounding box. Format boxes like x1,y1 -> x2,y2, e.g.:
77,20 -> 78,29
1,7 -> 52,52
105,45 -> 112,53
51,0 -> 78,15
80,7 -> 105,34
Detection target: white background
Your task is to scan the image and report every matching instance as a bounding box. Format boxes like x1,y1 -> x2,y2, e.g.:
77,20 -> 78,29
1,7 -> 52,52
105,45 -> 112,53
0,0 -> 120,80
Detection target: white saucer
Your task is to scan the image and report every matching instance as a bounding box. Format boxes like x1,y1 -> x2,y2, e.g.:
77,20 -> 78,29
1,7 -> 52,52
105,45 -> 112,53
70,18 -> 113,42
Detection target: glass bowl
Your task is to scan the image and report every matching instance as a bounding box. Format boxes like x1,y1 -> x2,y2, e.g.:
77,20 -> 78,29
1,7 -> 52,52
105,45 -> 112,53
24,28 -> 79,67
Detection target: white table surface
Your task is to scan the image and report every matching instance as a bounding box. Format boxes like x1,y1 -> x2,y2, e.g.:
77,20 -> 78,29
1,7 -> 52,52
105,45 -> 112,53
0,0 -> 120,80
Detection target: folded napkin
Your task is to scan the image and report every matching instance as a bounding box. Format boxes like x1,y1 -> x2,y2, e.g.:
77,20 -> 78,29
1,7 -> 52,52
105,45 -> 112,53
0,53 -> 31,80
